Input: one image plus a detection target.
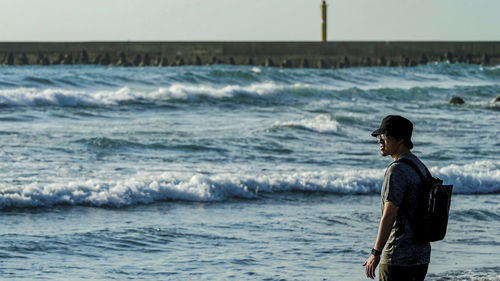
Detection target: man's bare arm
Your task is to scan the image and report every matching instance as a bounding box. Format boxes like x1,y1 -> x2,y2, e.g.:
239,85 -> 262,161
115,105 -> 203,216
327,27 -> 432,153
363,201 -> 399,279
374,201 -> 399,251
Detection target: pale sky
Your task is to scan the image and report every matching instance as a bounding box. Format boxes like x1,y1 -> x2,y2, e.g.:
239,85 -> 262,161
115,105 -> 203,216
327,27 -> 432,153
1,0 -> 499,41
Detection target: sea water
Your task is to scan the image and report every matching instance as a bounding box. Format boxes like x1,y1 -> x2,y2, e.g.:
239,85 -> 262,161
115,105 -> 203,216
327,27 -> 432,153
0,63 -> 499,280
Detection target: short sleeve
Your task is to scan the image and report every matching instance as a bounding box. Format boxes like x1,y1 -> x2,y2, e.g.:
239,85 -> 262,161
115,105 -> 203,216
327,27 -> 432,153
382,163 -> 408,207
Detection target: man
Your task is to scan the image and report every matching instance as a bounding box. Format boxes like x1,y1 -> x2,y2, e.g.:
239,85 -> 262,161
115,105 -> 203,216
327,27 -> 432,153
362,115 -> 430,281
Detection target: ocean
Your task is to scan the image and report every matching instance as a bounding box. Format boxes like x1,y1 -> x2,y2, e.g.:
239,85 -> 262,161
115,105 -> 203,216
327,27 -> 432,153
0,63 -> 499,280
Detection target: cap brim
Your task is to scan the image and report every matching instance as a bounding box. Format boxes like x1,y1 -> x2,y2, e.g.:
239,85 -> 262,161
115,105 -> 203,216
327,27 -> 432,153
371,128 -> 383,137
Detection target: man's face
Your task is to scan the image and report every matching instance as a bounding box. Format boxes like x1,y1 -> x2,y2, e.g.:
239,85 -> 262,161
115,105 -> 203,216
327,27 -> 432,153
377,134 -> 401,157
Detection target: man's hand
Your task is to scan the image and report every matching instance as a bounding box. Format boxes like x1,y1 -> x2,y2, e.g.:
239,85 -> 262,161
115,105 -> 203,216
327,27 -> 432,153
362,254 -> 380,279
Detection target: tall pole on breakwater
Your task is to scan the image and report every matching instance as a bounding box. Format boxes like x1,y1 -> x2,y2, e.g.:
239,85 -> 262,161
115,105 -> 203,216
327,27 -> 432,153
321,0 -> 327,42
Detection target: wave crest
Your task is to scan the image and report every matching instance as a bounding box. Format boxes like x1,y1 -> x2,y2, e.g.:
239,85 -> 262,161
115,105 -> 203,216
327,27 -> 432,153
273,115 -> 342,134
0,169 -> 383,209
432,160 -> 500,194
0,83 -> 284,107
0,87 -> 138,106
0,161 -> 498,209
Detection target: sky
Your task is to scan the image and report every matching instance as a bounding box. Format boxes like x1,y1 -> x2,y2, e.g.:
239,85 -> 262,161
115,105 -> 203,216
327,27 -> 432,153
1,0 -> 499,42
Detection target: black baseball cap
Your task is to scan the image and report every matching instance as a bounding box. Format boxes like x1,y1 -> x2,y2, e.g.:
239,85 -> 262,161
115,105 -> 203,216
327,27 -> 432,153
371,115 -> 414,149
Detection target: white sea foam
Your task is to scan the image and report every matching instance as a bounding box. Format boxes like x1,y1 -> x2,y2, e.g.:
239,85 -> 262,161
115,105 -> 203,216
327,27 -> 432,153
273,115 -> 342,134
431,160 -> 500,194
1,161 -> 498,209
151,82 -> 282,100
0,83 -> 285,106
251,67 -> 262,73
0,87 -> 139,106
0,76 -> 498,107
0,169 -> 382,209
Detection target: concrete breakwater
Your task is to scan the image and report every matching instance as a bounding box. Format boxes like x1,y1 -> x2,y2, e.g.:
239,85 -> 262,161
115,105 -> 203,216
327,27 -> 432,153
0,41 -> 499,68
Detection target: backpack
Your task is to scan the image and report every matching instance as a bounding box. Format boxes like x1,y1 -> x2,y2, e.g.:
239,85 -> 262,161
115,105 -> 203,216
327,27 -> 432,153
396,158 -> 453,243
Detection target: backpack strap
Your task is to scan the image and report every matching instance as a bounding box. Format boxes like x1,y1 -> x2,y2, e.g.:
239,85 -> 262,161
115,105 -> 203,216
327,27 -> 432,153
394,157 -> 432,181
393,158 -> 430,230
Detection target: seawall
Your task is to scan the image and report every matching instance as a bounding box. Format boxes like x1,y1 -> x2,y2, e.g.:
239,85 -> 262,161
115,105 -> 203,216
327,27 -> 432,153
1,41 -> 499,68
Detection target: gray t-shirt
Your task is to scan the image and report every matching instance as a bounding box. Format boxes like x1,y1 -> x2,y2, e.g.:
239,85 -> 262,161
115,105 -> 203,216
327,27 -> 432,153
380,152 -> 431,266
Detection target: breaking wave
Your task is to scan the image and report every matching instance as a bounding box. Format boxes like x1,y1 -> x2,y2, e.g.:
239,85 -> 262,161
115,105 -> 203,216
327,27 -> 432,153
431,161 -> 500,194
1,70 -> 498,107
1,161 -> 498,209
0,83 -> 285,107
273,115 -> 342,134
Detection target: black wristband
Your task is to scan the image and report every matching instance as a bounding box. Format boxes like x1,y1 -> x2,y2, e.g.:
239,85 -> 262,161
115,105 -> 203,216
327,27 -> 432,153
371,248 -> 382,256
